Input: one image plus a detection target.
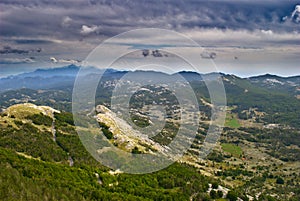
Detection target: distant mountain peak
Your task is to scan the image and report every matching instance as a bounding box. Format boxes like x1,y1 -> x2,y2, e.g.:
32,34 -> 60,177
35,64 -> 79,72
250,73 -> 283,79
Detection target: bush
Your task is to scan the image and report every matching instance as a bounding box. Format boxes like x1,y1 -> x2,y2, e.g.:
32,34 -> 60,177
207,151 -> 224,162
131,147 -> 141,154
211,182 -> 218,189
14,120 -> 23,126
276,177 -> 284,184
210,190 -> 217,199
217,190 -> 223,198
98,122 -> 113,139
102,127 -> 113,139
227,190 -> 238,201
54,112 -> 74,125
28,113 -> 53,126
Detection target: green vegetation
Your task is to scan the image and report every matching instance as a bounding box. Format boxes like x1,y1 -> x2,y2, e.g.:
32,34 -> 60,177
0,88 -> 72,112
1,71 -> 300,201
27,113 -> 53,126
221,143 -> 243,157
276,177 -> 284,184
0,146 -> 218,201
1,106 -> 222,200
237,127 -> 300,161
54,111 -> 74,126
207,151 -> 224,162
151,121 -> 179,146
98,122 -> 113,140
227,191 -> 238,201
131,146 -> 142,154
225,114 -> 240,128
0,122 -> 68,162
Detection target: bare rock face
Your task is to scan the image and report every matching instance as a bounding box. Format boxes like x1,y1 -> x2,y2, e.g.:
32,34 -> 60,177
3,103 -> 60,119
95,105 -> 166,154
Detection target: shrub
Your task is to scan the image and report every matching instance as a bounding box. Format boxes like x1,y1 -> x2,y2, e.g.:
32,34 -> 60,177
28,113 -> 52,126
131,147 -> 141,154
217,190 -> 223,198
210,190 -> 217,199
227,190 -> 238,201
276,177 -> 284,184
98,122 -> 113,139
211,182 -> 218,189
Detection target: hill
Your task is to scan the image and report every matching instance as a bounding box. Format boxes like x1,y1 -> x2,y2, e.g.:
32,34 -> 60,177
249,74 -> 300,97
1,67 -> 300,200
0,103 -> 299,200
1,67 -> 300,129
0,103 -> 218,200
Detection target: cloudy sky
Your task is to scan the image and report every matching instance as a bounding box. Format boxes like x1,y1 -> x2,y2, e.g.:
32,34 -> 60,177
0,0 -> 299,77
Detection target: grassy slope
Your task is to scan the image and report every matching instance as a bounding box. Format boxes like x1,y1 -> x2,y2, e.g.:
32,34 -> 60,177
1,103 -> 299,201
0,104 -> 215,201
225,114 -> 240,128
221,143 -> 243,157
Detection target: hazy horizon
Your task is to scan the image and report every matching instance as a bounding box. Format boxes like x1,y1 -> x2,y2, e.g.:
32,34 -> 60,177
1,63 -> 299,79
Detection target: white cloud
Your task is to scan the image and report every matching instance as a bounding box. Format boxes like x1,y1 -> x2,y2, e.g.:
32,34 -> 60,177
261,29 -> 273,35
80,25 -> 100,35
61,16 -> 72,28
182,28 -> 299,47
59,59 -> 80,64
50,56 -> 80,64
200,51 -> 216,59
50,57 -> 58,63
291,5 -> 300,23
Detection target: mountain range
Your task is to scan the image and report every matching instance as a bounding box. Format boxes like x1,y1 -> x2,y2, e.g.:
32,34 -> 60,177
0,65 -> 300,200
1,65 -> 300,95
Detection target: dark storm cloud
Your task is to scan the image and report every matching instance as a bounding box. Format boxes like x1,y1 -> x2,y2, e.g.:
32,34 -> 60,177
14,39 -> 54,45
0,57 -> 35,64
0,46 -> 42,54
0,46 -> 29,54
0,0 -> 299,42
0,0 -> 299,78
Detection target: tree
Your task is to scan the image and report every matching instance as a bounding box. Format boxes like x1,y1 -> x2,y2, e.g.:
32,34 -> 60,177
131,147 -> 141,154
210,190 -> 217,199
227,190 -> 238,201
217,190 -> 223,198
211,182 -> 218,189
276,177 -> 284,184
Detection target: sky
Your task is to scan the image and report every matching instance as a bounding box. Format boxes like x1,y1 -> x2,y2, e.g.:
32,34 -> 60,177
0,0 -> 299,77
